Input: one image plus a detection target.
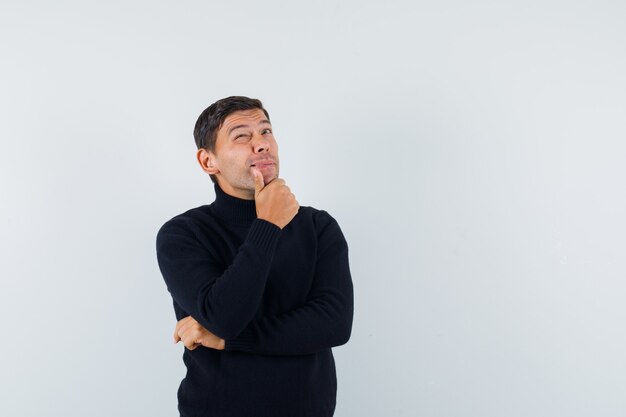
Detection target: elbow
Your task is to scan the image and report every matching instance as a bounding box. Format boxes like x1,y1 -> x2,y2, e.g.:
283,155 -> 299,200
333,308 -> 353,347
335,328 -> 351,347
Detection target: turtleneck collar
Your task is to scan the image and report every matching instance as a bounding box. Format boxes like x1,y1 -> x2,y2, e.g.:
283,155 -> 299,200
210,183 -> 258,225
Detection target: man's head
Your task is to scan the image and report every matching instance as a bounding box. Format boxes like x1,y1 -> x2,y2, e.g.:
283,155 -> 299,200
194,96 -> 279,200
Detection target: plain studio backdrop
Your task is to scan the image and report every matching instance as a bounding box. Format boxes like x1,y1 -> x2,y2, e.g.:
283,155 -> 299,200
1,1 -> 625,416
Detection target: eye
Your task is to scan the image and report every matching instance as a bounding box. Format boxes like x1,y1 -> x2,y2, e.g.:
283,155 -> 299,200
262,128 -> 273,135
234,133 -> 251,142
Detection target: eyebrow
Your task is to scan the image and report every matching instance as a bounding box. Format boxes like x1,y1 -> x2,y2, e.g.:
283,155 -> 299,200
227,119 -> 272,135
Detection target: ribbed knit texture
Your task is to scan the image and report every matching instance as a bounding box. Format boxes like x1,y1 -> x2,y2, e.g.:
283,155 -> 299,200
156,184 -> 354,417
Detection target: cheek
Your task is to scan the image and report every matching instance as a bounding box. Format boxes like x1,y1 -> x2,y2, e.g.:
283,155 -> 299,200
217,150 -> 248,171
269,139 -> 279,155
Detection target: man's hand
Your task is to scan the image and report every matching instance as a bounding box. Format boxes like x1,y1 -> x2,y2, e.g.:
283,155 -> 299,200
252,169 -> 299,229
173,316 -> 225,351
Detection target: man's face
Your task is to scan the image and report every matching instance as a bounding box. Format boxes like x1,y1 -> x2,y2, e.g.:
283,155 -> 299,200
210,108 -> 279,199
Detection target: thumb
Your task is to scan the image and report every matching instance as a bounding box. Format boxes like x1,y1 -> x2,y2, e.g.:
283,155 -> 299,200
252,168 -> 265,197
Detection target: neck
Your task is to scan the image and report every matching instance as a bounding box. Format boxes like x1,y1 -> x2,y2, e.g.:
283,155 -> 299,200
211,183 -> 257,224
216,179 -> 255,200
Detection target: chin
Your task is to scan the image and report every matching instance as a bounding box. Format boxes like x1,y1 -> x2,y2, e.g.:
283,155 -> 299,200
263,172 -> 278,184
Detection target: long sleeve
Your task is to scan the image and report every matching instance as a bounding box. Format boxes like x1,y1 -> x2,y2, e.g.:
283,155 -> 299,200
224,212 -> 354,356
156,217 -> 282,340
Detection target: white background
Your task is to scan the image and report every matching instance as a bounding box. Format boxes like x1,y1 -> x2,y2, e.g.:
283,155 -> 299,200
1,1 -> 625,416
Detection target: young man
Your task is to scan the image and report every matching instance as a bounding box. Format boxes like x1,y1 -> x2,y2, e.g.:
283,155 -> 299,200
156,96 -> 354,417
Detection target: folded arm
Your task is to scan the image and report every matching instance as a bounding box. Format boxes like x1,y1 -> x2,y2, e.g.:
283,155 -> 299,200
225,212 -> 354,356
157,217 -> 282,340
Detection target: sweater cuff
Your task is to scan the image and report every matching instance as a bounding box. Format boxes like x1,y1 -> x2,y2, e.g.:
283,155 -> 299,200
246,219 -> 282,254
224,325 -> 257,352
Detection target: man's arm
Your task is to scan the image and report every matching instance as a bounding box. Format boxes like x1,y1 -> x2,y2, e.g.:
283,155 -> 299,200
157,173 -> 298,341
157,217 -> 281,340
184,212 -> 354,356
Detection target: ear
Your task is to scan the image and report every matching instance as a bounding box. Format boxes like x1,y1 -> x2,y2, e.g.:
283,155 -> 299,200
196,148 -> 220,175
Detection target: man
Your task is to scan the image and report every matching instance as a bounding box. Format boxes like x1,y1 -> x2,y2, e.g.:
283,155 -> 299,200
156,96 -> 354,417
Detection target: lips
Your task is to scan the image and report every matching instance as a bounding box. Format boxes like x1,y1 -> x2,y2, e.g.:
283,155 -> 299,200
250,159 -> 275,168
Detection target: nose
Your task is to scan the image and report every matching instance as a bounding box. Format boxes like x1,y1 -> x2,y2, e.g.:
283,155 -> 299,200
252,132 -> 270,153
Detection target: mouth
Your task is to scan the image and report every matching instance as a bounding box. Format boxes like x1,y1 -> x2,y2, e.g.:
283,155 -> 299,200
250,160 -> 275,168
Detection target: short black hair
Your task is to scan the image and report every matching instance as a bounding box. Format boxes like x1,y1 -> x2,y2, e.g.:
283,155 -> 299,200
193,96 -> 270,152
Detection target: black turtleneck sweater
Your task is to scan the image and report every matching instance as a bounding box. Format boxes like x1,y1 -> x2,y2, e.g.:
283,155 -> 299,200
156,184 -> 354,417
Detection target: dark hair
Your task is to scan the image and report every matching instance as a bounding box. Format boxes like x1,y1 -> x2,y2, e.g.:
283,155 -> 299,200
193,96 -> 270,151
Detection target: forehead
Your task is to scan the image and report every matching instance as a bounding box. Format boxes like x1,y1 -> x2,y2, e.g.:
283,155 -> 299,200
220,108 -> 269,132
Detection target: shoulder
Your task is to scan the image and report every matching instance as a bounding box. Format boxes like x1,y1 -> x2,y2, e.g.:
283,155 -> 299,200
293,206 -> 349,259
156,205 -> 212,242
295,205 -> 344,237
294,205 -> 331,223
